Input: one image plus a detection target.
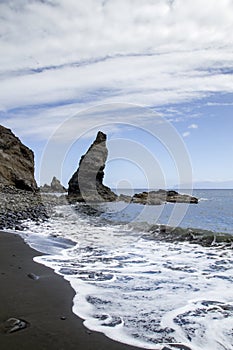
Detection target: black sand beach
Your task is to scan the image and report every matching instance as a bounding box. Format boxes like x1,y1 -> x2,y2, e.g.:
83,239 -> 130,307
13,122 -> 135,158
0,231 -> 141,350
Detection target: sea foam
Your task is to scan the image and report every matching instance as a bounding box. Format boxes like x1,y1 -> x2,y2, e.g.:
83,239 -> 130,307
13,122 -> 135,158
20,197 -> 233,350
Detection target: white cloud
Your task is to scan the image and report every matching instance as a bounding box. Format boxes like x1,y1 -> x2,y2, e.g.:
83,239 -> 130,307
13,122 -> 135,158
188,123 -> 198,129
207,102 -> 233,106
182,131 -> 190,138
182,123 -> 198,138
1,102 -> 163,143
0,0 -> 233,139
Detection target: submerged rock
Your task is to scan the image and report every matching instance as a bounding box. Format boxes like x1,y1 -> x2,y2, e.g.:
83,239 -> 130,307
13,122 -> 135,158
145,224 -> 233,248
68,131 -> 117,203
0,125 -> 37,191
162,345 -> 192,350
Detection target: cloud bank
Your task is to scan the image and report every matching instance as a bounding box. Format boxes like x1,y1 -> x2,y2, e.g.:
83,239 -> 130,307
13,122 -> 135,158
0,0 -> 233,139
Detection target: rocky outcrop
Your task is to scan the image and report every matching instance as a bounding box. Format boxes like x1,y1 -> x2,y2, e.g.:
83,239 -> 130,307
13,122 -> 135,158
0,125 -> 37,191
68,131 -> 117,202
165,190 -> 198,203
67,130 -> 197,204
40,176 -> 67,193
144,224 -> 233,248
130,189 -> 198,205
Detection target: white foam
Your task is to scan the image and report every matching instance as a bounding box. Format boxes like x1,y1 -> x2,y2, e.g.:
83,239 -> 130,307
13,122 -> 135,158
22,204 -> 233,350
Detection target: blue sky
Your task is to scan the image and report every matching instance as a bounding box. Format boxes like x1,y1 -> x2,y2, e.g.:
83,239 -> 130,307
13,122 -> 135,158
0,0 -> 233,188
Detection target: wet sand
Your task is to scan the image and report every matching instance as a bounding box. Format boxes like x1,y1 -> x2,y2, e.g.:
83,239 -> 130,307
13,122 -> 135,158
0,231 -> 141,350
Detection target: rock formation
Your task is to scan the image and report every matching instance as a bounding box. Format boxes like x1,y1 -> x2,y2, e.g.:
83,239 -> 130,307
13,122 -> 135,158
146,224 -> 233,248
128,189 -> 198,205
0,125 -> 37,191
40,176 -> 67,193
68,131 -> 117,202
67,131 -> 198,205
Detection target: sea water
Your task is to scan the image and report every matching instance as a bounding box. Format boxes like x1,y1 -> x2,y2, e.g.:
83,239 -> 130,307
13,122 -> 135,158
20,190 -> 233,350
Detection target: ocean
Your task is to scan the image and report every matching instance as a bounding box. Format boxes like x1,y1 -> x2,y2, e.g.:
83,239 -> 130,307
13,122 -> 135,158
20,189 -> 233,350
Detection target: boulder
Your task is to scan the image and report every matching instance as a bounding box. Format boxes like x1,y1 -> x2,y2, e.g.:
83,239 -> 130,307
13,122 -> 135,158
40,176 -> 67,193
0,125 -> 37,191
68,131 -> 117,202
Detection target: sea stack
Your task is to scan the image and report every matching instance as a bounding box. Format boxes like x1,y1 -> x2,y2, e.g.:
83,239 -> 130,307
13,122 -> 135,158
40,176 -> 67,193
68,131 -> 117,202
0,125 -> 37,191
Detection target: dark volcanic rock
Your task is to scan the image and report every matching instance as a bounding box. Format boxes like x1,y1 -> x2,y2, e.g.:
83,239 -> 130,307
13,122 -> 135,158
0,125 -> 37,191
166,190 -> 198,204
145,224 -> 233,248
0,184 -> 69,230
0,185 -> 49,230
68,131 -> 117,202
40,176 -> 67,193
0,126 -> 67,230
131,190 -> 198,205
131,191 -> 163,205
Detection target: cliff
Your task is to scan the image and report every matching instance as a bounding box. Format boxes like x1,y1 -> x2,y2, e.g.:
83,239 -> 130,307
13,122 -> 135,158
0,125 -> 37,191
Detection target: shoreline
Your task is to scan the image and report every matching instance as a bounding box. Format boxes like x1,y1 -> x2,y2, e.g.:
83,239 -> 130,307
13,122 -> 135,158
0,231 -> 142,350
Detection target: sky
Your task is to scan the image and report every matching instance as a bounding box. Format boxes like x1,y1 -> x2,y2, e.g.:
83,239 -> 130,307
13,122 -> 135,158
0,0 -> 233,189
